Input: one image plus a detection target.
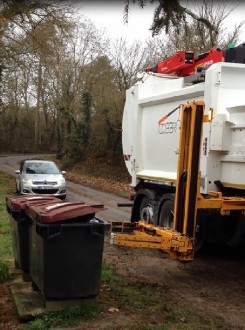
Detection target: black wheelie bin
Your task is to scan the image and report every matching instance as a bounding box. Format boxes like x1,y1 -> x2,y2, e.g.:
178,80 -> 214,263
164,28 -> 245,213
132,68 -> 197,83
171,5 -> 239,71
5,195 -> 60,273
25,201 -> 109,300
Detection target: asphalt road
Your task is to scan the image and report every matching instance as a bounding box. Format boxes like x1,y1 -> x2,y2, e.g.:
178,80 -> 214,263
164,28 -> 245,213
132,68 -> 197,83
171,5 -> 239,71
0,154 -> 131,223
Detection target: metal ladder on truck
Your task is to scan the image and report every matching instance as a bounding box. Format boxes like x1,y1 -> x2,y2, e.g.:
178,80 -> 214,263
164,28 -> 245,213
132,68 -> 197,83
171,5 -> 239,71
110,101 -> 245,262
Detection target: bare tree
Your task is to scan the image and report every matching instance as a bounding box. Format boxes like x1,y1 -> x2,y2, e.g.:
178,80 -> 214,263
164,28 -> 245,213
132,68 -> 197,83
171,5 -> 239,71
108,38 -> 148,91
124,0 -> 218,35
167,1 -> 245,52
0,1 -> 74,152
124,0 -> 244,43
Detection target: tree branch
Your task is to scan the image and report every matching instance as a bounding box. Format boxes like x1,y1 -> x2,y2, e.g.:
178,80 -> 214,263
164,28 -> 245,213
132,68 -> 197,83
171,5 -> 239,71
183,6 -> 218,34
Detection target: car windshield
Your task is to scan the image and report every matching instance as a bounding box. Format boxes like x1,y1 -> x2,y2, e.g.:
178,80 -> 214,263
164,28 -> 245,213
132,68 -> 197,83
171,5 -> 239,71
23,162 -> 60,175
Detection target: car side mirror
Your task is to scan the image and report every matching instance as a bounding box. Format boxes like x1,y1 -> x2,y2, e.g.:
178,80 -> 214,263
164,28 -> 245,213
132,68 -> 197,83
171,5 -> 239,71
15,170 -> 20,175
61,171 -> 67,175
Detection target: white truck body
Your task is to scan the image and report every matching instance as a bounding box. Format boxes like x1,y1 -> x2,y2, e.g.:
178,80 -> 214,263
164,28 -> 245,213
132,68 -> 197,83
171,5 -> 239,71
122,62 -> 245,195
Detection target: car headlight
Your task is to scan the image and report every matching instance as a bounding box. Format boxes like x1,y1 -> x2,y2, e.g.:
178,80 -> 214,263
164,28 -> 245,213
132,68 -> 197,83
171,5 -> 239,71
22,178 -> 32,185
58,178 -> 66,185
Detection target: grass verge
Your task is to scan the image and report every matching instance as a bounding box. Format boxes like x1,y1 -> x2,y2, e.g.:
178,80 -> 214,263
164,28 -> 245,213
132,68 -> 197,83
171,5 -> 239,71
0,170 -> 15,281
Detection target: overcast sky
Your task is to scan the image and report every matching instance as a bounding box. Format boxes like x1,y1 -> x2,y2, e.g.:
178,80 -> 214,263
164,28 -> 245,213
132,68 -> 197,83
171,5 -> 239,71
74,1 -> 245,45
76,1 -> 155,43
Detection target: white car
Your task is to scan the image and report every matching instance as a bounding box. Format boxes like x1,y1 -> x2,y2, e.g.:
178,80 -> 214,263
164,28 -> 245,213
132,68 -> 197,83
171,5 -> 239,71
15,159 -> 67,200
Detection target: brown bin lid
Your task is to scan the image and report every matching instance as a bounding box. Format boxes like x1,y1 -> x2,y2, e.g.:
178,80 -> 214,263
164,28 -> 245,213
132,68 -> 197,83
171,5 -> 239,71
5,195 -> 59,211
25,201 -> 106,224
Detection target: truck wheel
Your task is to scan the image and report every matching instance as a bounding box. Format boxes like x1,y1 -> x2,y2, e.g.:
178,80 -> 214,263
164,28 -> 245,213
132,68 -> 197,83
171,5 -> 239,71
194,220 -> 205,252
139,196 -> 154,223
159,200 -> 204,251
159,199 -> 174,228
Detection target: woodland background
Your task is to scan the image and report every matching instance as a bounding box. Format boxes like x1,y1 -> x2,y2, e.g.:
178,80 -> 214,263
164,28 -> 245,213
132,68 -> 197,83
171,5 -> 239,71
0,0 -> 244,167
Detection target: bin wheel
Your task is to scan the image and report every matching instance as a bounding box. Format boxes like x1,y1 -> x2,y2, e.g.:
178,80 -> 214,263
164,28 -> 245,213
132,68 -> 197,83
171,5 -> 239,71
14,260 -> 20,269
15,183 -> 20,194
31,281 -> 40,292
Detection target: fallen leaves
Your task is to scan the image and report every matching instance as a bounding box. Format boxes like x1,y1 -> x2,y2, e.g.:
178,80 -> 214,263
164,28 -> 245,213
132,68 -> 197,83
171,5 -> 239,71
66,171 -> 131,195
108,307 -> 120,313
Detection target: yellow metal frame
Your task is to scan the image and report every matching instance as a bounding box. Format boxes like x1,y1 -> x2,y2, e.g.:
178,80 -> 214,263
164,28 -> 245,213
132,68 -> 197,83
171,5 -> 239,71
197,191 -> 245,215
173,101 -> 204,238
110,221 -> 194,262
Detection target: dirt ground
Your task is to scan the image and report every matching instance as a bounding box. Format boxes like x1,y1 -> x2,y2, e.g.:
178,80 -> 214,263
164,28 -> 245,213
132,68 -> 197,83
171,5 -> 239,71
103,238 -> 245,329
0,236 -> 244,330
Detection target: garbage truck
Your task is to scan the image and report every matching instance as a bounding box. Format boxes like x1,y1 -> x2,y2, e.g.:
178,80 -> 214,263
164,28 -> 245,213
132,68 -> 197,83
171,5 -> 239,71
113,44 -> 245,257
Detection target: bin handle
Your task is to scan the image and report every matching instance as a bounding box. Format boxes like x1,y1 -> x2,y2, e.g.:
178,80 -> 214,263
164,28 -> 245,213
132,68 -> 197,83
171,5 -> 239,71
47,225 -> 63,240
90,230 -> 104,238
36,223 -> 62,240
89,218 -> 110,237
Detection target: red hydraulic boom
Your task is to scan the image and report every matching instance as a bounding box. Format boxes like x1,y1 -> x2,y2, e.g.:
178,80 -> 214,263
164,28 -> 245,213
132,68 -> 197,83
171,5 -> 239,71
146,48 -> 224,77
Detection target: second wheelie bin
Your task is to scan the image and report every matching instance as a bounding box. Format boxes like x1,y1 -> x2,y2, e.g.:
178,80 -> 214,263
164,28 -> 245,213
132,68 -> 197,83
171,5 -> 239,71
25,201 -> 109,300
5,195 -> 60,273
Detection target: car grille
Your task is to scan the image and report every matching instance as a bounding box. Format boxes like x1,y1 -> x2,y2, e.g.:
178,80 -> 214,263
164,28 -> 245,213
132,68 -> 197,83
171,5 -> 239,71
32,181 -> 57,185
32,189 -> 59,194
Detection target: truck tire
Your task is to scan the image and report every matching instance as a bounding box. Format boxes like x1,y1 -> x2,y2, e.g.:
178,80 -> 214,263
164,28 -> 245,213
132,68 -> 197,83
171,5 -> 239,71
158,199 -> 174,229
139,196 -> 154,223
195,214 -> 205,252
159,199 -> 204,251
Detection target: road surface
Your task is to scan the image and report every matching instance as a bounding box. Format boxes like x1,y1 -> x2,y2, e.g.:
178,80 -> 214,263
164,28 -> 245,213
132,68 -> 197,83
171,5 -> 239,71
0,154 -> 131,223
